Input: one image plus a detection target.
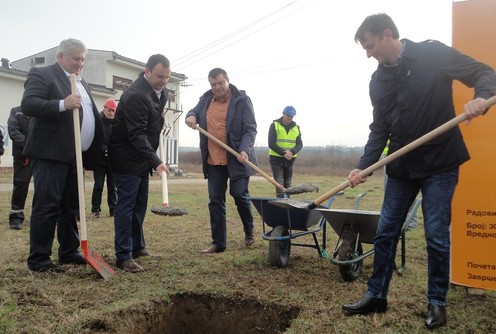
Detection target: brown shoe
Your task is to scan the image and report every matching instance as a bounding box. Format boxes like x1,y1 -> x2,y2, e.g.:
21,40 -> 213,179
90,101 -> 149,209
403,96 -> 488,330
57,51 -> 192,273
201,245 -> 225,254
116,259 -> 144,273
245,233 -> 255,247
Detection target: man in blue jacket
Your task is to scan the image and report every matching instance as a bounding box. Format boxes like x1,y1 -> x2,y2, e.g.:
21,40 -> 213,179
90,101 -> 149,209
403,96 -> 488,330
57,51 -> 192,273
343,13 -> 496,330
185,68 -> 257,254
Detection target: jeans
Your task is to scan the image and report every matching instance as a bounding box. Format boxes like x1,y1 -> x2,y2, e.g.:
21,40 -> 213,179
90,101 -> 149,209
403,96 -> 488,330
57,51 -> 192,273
27,158 -> 80,270
367,168 -> 459,306
270,160 -> 294,198
91,163 -> 117,215
207,165 -> 254,248
114,173 -> 148,261
9,156 -> 33,223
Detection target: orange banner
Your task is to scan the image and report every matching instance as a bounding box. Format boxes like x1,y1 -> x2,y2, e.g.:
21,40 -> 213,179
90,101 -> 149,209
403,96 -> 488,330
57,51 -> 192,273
451,0 -> 496,290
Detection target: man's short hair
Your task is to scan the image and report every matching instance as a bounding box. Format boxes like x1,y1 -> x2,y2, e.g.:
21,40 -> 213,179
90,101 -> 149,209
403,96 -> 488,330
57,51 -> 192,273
208,68 -> 229,81
355,13 -> 399,44
146,54 -> 170,70
57,38 -> 87,57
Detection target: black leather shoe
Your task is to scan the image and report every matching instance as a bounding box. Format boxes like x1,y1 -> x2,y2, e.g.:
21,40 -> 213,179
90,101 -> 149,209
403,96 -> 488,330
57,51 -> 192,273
425,304 -> 446,330
30,262 -> 66,273
59,252 -> 87,265
342,295 -> 387,314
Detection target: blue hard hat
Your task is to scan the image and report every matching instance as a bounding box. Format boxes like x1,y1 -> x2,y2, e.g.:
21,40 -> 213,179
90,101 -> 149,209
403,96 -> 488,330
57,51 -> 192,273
283,106 -> 296,117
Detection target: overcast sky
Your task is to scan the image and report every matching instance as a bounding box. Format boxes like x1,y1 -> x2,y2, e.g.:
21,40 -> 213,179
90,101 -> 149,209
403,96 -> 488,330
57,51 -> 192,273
1,0 -> 456,147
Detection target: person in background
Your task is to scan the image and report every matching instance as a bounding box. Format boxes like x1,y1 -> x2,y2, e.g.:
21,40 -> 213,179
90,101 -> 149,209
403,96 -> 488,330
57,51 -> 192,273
0,128 -> 4,165
108,54 -> 170,273
7,106 -> 32,230
21,38 -> 103,273
185,67 -> 257,254
342,13 -> 496,330
268,105 -> 303,198
91,98 -> 118,219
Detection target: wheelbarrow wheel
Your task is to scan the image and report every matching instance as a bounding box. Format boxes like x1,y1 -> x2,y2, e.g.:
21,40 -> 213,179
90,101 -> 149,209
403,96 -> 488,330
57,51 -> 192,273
338,225 -> 363,282
268,225 -> 291,268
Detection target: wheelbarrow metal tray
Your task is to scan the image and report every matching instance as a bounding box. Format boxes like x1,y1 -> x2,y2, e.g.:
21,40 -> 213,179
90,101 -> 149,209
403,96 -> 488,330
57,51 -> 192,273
251,197 -> 323,229
317,208 -> 380,244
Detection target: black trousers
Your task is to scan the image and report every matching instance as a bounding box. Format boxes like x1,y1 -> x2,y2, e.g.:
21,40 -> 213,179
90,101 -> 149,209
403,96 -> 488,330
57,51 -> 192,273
9,156 -> 33,223
27,158 -> 81,270
91,163 -> 117,215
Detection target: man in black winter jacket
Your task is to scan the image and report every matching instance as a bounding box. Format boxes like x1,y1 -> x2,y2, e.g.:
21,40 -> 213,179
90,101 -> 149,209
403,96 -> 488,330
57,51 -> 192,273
108,54 -> 170,273
7,106 -> 32,230
343,13 -> 496,330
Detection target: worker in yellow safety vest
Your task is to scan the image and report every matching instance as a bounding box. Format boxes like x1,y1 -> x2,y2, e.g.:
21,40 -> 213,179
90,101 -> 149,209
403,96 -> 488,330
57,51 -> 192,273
268,106 -> 303,197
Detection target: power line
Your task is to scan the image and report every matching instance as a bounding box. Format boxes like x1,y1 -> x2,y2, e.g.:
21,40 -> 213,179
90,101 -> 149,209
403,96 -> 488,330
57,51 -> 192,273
173,0 -> 319,72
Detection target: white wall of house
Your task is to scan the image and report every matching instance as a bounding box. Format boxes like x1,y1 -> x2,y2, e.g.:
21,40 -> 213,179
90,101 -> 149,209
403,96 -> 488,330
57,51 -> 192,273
0,68 -> 27,168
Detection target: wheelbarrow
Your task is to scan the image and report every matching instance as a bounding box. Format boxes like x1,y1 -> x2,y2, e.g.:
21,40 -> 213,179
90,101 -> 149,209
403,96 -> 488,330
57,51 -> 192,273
251,195 -> 339,268
317,197 -> 422,282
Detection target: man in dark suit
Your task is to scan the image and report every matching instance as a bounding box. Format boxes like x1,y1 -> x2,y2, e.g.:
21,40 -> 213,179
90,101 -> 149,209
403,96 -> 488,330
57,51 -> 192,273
21,38 -> 103,273
108,54 -> 170,273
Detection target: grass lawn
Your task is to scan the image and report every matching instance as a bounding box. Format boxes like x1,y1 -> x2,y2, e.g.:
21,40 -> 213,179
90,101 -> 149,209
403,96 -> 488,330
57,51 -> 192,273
0,171 -> 494,333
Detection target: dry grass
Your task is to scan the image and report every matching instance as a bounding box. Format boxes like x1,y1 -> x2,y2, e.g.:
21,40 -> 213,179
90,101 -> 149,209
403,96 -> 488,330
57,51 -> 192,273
0,169 -> 494,333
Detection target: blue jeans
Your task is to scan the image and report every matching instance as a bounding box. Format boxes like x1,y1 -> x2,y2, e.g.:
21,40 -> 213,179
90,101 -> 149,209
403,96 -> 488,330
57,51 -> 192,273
114,173 -> 149,261
207,165 -> 254,248
367,168 -> 459,306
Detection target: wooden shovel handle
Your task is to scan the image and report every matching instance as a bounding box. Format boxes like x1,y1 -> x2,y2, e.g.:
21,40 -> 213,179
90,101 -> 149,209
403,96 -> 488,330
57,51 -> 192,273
69,74 -> 88,241
195,125 -> 285,191
311,96 -> 496,208
159,131 -> 169,207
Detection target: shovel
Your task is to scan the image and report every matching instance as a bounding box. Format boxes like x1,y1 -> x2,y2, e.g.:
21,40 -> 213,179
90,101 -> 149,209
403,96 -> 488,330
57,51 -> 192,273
270,95 -> 496,211
195,125 -> 318,195
151,130 -> 188,216
70,74 -> 115,279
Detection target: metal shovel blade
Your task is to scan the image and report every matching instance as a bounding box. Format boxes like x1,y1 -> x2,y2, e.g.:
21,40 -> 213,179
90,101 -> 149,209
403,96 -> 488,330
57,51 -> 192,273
81,240 -> 115,280
282,183 -> 319,195
151,206 -> 189,216
268,198 -> 315,210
